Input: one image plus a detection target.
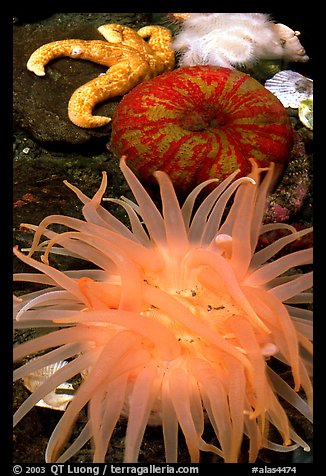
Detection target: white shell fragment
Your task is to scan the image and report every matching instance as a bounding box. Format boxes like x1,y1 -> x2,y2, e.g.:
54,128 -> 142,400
264,70 -> 313,108
23,360 -> 75,411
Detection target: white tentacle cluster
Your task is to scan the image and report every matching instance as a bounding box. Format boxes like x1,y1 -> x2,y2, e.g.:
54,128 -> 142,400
170,13 -> 309,69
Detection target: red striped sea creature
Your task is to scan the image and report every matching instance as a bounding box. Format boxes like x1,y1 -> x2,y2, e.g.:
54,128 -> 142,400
110,65 -> 294,192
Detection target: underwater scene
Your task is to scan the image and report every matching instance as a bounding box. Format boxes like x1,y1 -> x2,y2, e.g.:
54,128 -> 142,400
13,12 -> 313,467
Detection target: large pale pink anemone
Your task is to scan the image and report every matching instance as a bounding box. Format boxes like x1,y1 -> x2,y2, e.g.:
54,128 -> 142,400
13,157 -> 313,463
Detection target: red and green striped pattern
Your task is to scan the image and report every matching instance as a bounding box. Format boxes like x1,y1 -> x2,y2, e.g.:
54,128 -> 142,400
111,66 -> 293,192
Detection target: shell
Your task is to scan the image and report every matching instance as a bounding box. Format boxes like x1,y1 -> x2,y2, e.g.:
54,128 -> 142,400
23,360 -> 75,411
111,65 -> 293,193
298,98 -> 313,130
264,70 -> 313,109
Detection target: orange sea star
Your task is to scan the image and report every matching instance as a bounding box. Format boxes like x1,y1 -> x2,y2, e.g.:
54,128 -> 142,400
27,24 -> 175,128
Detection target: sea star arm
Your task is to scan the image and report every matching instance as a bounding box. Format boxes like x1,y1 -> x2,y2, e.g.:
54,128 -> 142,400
27,39 -> 135,76
137,26 -> 175,71
68,58 -> 153,128
98,24 -> 175,72
98,24 -> 151,54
